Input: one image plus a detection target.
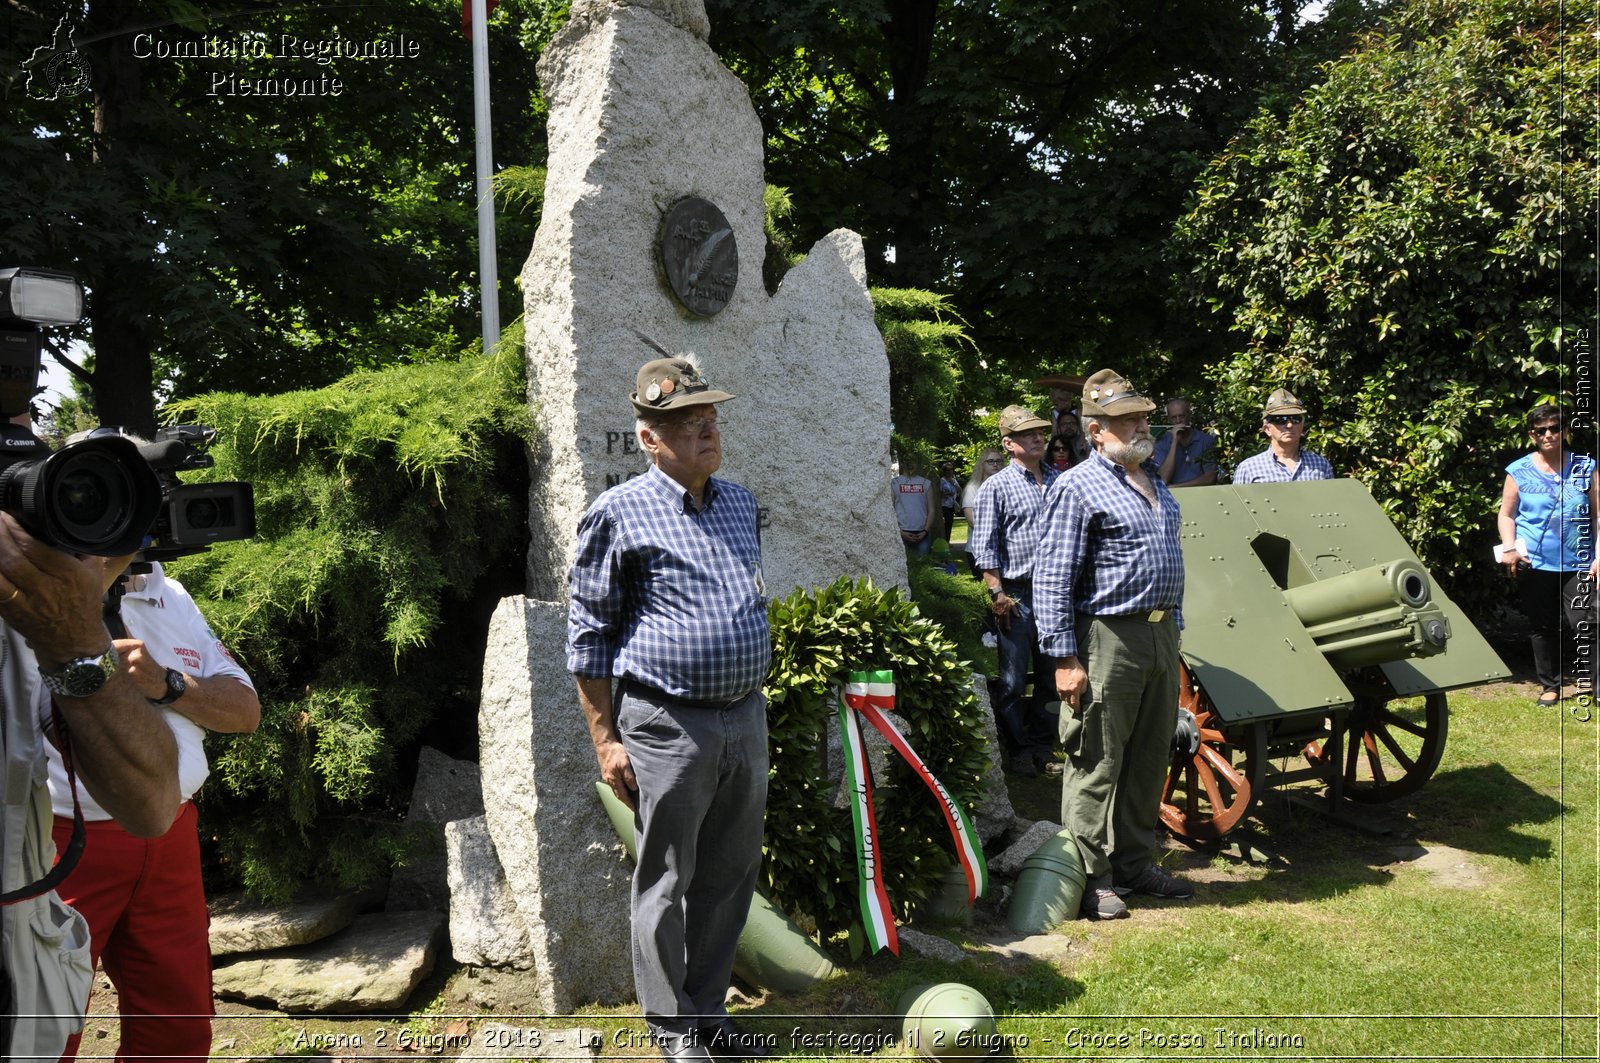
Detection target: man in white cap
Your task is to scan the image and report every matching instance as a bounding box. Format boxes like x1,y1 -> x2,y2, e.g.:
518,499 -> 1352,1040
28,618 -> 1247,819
568,355 -> 771,1063
1234,388 -> 1334,483
1034,368 -> 1194,920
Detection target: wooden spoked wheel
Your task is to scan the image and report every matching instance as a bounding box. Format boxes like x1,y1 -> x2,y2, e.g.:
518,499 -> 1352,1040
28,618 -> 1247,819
1160,661 -> 1267,842
1335,691 -> 1448,803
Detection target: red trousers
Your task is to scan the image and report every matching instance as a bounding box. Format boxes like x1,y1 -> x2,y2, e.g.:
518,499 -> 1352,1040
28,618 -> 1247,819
51,801 -> 214,1063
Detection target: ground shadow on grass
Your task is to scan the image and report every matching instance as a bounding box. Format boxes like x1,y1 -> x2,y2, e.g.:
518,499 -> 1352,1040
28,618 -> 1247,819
1400,761 -> 1565,862
733,950 -> 1082,1047
1160,754 -> 1565,912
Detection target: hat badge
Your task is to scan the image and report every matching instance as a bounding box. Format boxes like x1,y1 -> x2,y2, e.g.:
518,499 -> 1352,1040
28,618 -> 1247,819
660,377 -> 676,396
645,382 -> 661,402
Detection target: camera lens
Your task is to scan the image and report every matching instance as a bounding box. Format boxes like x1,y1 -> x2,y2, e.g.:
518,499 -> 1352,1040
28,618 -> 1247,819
55,464 -> 118,527
185,497 -> 221,529
48,452 -> 134,544
0,435 -> 160,556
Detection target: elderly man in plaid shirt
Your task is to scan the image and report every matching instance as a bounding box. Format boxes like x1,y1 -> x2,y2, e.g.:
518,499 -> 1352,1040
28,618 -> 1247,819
1034,368 -> 1195,920
567,355 -> 772,1063
969,404 -> 1061,775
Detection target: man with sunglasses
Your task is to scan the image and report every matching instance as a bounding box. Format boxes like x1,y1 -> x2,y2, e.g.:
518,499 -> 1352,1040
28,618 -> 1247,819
1233,389 -> 1335,484
567,356 -> 771,1063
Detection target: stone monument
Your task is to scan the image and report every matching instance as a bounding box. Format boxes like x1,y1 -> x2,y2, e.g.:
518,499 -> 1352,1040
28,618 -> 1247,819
478,0 -> 908,1012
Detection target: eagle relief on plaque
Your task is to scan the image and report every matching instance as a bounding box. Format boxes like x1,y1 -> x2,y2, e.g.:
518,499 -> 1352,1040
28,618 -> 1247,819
660,197 -> 738,317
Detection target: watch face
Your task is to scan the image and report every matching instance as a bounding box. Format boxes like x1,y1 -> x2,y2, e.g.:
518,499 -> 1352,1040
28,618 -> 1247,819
157,667 -> 188,704
43,648 -> 117,699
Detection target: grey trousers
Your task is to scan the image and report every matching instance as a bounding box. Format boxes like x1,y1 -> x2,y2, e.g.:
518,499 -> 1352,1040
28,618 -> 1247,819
1059,614 -> 1179,884
616,685 -> 769,1035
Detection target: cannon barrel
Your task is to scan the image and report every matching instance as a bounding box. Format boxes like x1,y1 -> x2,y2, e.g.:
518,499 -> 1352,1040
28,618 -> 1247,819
1280,558 -> 1450,668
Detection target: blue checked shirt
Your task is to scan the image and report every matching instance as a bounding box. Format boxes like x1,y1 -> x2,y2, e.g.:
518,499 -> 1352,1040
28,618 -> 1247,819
567,464 -> 771,701
1234,447 -> 1334,483
968,461 -> 1058,581
1034,451 -> 1186,659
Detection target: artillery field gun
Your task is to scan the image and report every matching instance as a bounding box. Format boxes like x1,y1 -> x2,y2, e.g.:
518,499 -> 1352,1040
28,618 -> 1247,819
1162,479 -> 1510,841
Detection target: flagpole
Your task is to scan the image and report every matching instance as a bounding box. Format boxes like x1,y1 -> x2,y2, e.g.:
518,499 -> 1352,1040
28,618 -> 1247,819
471,0 -> 499,354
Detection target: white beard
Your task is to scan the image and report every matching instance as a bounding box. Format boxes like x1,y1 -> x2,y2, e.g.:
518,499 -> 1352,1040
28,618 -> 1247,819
1106,436 -> 1155,465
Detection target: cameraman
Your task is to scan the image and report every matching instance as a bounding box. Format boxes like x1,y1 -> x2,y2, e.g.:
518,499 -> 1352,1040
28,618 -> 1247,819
47,550 -> 258,1063
0,483 -> 181,1055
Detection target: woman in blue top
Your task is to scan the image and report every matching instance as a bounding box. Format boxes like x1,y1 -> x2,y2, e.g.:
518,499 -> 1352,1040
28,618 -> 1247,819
1497,405 -> 1598,706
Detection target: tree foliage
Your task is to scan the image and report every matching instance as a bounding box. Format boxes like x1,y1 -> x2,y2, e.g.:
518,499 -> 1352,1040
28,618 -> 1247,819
705,0 -> 1286,376
3,0 -> 556,434
1174,0 -> 1597,611
162,339 -> 531,901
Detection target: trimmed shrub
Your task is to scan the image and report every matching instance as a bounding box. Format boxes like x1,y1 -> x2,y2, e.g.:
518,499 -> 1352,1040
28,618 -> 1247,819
165,341 -> 531,901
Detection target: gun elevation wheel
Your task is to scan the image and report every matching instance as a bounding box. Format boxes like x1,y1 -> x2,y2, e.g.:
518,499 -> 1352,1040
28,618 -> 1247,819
1325,691 -> 1448,802
1160,661 -> 1267,842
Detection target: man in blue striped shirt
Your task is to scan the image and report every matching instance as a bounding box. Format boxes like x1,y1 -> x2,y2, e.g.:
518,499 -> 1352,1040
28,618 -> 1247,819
1233,388 -> 1335,483
568,355 -> 771,1063
969,405 -> 1059,774
1035,368 -> 1194,920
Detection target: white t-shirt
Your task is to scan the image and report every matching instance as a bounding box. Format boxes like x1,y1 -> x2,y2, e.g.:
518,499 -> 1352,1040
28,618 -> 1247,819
46,564 -> 254,820
891,475 -> 933,532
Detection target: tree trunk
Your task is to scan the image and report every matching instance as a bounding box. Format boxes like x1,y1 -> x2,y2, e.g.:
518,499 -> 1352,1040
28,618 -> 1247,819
882,0 -> 941,289
83,2 -> 157,437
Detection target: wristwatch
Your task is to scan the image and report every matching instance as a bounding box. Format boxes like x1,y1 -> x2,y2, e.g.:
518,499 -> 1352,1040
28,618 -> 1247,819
39,645 -> 120,699
153,667 -> 189,705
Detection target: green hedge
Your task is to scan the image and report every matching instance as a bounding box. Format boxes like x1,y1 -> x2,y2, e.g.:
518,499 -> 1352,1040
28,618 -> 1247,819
762,577 -> 990,947
165,341 -> 531,902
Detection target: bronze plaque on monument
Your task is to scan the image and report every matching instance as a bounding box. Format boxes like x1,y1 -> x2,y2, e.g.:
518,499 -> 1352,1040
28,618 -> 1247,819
660,197 -> 738,316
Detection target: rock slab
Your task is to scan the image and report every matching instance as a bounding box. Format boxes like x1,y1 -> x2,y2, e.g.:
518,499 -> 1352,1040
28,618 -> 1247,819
389,746 -> 487,913
212,911 -> 445,1012
478,597 -> 633,1010
208,892 -> 360,958
447,814 -> 534,969
990,820 -> 1066,878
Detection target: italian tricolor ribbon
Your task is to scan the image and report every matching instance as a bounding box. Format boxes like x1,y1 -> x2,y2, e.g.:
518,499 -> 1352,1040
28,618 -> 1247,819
836,669 -> 988,955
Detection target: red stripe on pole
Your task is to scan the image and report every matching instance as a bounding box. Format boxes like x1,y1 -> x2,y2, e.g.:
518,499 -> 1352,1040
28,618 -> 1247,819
462,0 -> 500,39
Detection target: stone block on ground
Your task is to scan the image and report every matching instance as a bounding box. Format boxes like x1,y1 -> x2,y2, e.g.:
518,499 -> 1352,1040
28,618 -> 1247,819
388,746 -> 485,913
208,891 -> 361,958
969,675 -> 1017,844
897,927 -> 968,965
447,814 -> 534,969
212,911 -> 446,1012
989,820 -> 1065,878
479,597 -> 634,1011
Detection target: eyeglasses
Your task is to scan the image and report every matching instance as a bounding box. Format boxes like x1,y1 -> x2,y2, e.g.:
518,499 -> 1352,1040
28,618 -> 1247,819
1532,424 -> 1563,437
662,415 -> 722,436
1266,415 -> 1304,427
983,458 -> 1004,465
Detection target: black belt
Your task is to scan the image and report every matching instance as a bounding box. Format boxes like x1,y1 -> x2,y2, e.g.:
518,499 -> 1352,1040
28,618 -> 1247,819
619,677 -> 747,711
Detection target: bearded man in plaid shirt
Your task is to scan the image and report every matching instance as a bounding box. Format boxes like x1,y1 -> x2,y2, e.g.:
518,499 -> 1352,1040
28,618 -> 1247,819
1034,368 -> 1196,921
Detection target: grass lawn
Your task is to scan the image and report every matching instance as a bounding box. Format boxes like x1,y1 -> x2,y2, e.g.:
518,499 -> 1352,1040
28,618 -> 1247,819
754,680 -> 1598,1061
218,678 -> 1595,1062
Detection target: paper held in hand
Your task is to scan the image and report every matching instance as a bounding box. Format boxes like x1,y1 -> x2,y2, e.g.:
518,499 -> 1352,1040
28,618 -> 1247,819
1492,538 -> 1529,562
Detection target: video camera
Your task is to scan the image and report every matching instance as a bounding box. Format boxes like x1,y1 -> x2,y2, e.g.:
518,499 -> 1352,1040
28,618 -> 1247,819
0,267 -> 161,556
127,424 -> 255,564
